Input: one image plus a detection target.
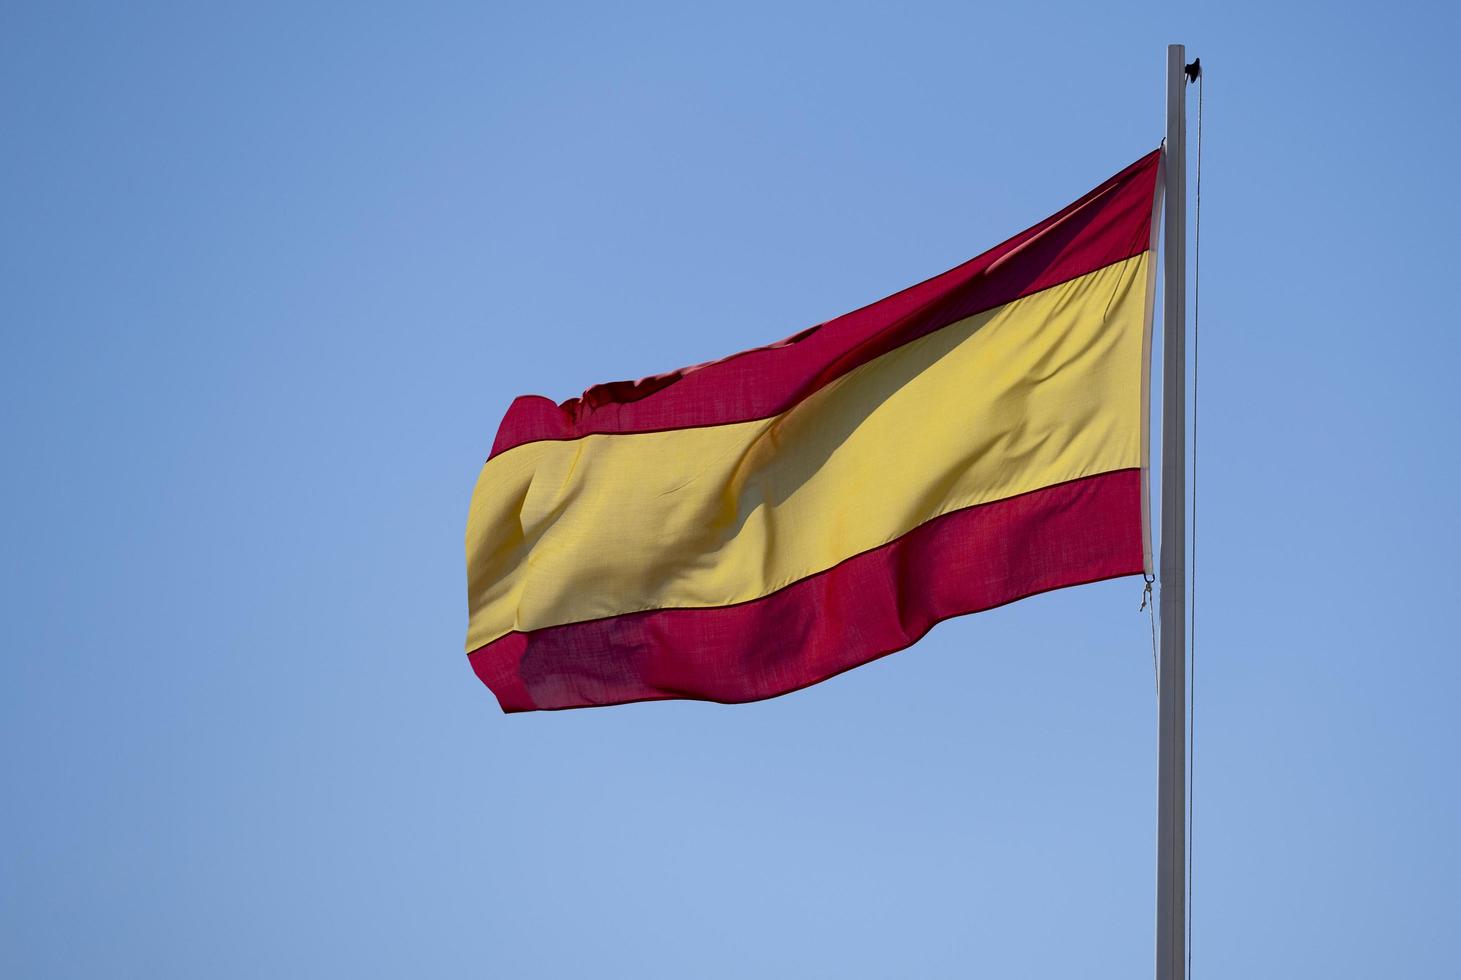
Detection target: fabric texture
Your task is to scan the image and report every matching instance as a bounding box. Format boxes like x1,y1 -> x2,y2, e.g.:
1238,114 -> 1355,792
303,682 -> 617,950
466,151 -> 1161,712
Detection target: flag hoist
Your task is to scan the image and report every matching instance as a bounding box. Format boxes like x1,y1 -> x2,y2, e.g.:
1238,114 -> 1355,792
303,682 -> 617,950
464,45 -> 1194,980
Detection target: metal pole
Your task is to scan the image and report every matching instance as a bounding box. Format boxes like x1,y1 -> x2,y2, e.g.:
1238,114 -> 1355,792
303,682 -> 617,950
1157,42 -> 1189,980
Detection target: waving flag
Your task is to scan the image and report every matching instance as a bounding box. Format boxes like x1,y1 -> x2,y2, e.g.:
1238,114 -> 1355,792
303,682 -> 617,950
465,150 -> 1162,712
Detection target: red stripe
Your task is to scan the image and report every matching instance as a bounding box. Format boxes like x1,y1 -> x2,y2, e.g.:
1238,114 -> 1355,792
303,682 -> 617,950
490,150 -> 1160,459
469,468 -> 1143,712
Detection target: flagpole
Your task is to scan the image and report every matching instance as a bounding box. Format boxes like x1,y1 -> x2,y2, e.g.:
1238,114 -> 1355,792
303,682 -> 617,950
1157,42 -> 1189,980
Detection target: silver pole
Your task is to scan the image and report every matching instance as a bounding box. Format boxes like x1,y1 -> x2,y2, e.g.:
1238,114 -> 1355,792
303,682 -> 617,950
1157,43 -> 1189,980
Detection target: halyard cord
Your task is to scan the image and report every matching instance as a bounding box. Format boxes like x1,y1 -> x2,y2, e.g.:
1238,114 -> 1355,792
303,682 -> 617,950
1142,575 -> 1157,692
1187,64 -> 1203,980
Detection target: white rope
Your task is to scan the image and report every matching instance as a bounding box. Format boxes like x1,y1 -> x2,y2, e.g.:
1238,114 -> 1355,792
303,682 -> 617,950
1141,576 -> 1158,694
1187,63 -> 1203,980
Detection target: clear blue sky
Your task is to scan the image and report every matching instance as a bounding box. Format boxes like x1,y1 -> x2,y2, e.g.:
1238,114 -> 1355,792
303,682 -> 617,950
4,2 -> 1458,977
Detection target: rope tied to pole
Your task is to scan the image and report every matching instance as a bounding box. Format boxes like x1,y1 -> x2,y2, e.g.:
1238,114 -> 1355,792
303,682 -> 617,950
1186,59 -> 1203,980
1142,574 -> 1158,693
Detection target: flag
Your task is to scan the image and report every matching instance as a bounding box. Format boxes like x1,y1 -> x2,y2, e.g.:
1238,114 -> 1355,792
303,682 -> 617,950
466,150 -> 1162,712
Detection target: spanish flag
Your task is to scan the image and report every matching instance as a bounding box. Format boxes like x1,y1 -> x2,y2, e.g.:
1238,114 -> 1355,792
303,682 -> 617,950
466,150 -> 1162,712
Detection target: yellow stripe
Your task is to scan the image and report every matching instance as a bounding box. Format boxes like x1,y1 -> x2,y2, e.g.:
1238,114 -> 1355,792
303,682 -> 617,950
467,253 -> 1150,650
